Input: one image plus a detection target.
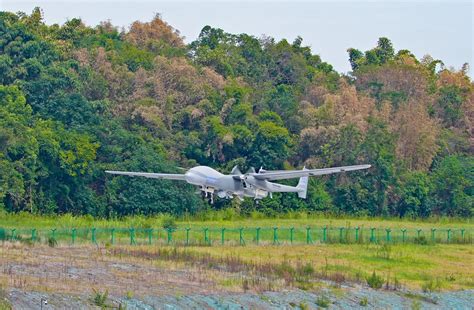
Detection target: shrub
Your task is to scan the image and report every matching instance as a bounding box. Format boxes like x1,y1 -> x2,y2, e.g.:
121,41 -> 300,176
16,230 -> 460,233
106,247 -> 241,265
297,263 -> 315,277
366,271 -> 384,289
414,235 -> 428,245
161,216 -> 177,231
47,237 -> 58,248
359,297 -> 369,306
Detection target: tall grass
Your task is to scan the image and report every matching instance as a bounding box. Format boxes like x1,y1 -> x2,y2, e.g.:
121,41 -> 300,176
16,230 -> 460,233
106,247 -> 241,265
0,209 -> 472,229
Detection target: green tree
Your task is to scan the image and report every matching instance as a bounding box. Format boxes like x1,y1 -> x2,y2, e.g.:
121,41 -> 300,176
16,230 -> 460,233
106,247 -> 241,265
430,155 -> 473,217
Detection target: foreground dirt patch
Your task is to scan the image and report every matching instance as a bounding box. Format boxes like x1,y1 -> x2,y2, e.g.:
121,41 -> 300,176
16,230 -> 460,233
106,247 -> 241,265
0,243 -> 233,298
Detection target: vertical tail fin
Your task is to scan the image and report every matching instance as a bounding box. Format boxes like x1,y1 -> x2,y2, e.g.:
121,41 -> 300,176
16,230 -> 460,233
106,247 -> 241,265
297,167 -> 309,199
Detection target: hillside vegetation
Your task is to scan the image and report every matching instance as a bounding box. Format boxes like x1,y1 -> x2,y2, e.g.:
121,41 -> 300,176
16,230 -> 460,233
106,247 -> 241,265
0,8 -> 472,218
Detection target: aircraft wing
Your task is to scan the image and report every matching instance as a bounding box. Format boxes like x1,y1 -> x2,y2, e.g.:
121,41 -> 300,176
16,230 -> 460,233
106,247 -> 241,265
251,164 -> 371,181
105,170 -> 186,180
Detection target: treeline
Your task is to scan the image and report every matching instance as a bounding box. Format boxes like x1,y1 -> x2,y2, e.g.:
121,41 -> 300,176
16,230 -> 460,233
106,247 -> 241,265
0,8 -> 472,218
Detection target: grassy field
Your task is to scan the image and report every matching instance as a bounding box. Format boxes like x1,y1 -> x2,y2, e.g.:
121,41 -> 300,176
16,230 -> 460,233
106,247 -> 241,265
1,211 -> 473,229
186,243 -> 474,291
1,211 -> 473,245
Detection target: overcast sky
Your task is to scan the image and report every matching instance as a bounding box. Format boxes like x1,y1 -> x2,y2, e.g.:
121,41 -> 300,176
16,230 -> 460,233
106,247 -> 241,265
1,0 -> 473,76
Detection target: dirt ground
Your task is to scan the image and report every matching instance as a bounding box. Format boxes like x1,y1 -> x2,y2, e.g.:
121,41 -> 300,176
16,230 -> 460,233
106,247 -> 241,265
0,243 -> 473,309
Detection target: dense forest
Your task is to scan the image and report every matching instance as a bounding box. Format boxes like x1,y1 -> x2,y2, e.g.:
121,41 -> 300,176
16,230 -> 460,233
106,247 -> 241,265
0,8 -> 472,218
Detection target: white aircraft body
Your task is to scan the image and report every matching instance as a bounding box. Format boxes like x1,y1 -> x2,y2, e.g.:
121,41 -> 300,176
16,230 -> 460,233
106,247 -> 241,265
106,164 -> 370,203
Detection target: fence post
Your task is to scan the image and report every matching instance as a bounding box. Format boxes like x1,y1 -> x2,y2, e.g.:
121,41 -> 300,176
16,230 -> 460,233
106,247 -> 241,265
110,228 -> 115,245
31,229 -> 36,242
51,228 -> 56,240
447,229 -> 451,243
10,229 -> 16,241
71,228 -> 76,245
401,229 -> 407,243
273,227 -> 279,245
221,228 -> 225,245
290,227 -> 294,244
370,228 -> 376,243
461,229 -> 465,242
186,228 -> 191,246
204,228 -> 209,245
417,229 -> 422,240
386,228 -> 391,242
306,227 -> 312,244
129,228 -> 136,245
91,228 -> 97,244
431,228 -> 436,243
167,228 -> 172,245
355,227 -> 359,243
239,228 -> 245,246
256,227 -> 260,245
148,228 -> 153,245
339,227 -> 344,243
323,226 -> 327,243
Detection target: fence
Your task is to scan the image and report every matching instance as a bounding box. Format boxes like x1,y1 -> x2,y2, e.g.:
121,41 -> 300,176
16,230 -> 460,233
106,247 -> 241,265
1,226 -> 472,247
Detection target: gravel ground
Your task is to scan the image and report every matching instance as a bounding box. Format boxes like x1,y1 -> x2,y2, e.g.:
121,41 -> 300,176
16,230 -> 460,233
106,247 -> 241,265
5,287 -> 474,309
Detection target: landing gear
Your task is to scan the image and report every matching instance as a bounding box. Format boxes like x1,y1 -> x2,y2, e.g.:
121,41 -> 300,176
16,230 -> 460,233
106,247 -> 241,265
200,187 -> 215,204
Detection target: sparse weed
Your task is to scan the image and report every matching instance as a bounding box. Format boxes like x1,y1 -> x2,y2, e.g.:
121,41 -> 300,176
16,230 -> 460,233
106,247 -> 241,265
376,244 -> 392,260
315,295 -> 330,308
0,288 -> 12,310
445,274 -> 456,282
92,288 -> 109,307
299,301 -> 309,310
366,271 -> 384,289
297,263 -> 315,277
354,269 -> 364,283
393,276 -> 402,290
242,278 -> 250,291
275,261 -> 296,284
421,278 -> 443,293
296,280 -> 314,291
411,300 -> 421,310
359,296 -> 368,306
104,242 -> 112,250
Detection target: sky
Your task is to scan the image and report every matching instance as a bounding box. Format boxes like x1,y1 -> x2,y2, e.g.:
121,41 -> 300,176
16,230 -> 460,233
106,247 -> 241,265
1,0 -> 473,76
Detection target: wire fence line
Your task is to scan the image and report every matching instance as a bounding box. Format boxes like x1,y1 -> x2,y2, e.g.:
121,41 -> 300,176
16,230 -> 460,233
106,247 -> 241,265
0,226 -> 472,246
